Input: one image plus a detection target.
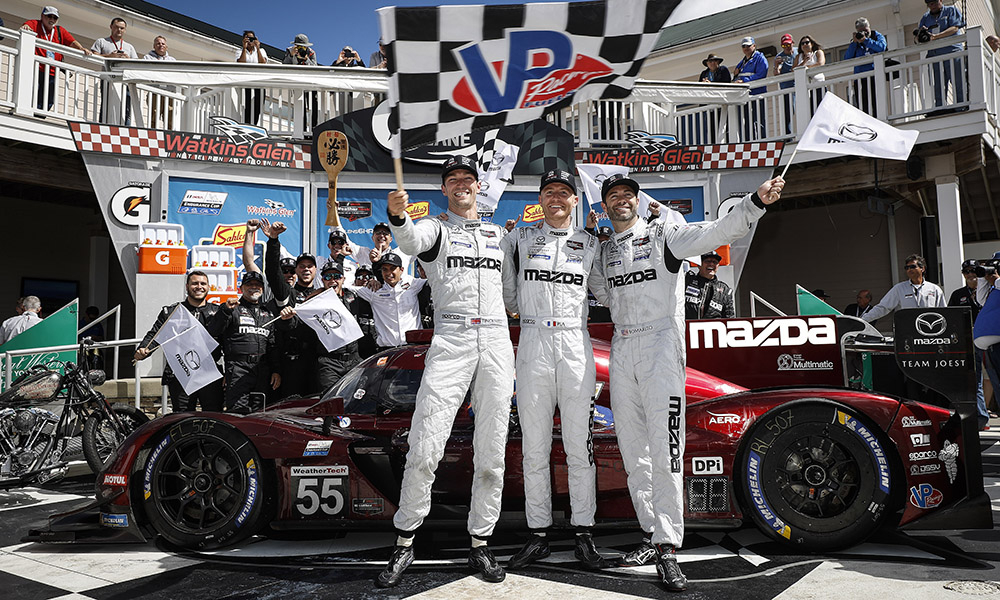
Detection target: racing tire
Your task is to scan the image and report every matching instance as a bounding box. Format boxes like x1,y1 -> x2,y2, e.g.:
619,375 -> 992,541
142,418 -> 268,550
738,401 -> 894,551
82,404 -> 150,473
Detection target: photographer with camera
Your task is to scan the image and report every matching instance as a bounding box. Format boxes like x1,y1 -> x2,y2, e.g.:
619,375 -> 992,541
914,0 -> 965,112
844,17 -> 887,115
950,259 -> 990,430
283,34 -> 319,131
333,46 -> 366,68
236,30 -> 268,125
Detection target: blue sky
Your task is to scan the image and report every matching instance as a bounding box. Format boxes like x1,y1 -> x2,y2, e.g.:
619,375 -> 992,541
149,0 -> 756,65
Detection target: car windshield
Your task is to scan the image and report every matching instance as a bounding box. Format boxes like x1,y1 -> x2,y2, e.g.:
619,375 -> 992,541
324,366 -> 381,414
378,367 -> 422,414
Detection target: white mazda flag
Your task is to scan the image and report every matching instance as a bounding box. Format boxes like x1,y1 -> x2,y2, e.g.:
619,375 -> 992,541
576,163 -> 628,208
293,289 -> 363,353
476,139 -> 519,212
797,93 -> 918,160
154,306 -> 222,395
639,191 -> 687,226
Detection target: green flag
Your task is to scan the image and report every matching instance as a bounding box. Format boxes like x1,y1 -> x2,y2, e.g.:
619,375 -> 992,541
796,285 -> 841,316
0,299 -> 78,391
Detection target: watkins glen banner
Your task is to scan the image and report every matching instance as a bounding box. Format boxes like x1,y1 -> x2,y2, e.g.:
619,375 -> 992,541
377,0 -> 677,151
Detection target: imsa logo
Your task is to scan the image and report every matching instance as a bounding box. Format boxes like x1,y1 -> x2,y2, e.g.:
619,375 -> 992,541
689,317 -> 837,349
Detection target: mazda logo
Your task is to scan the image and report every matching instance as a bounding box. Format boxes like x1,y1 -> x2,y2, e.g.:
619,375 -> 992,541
915,312 -> 946,336
184,350 -> 202,370
479,180 -> 490,192
320,310 -> 343,329
838,123 -> 877,142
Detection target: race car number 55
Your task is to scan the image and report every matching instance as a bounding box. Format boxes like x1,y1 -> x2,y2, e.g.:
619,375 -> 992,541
291,465 -> 348,517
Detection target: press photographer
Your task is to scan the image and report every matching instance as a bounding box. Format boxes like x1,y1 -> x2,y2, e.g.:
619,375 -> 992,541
333,45 -> 365,67
914,0 -> 966,110
283,33 -> 317,66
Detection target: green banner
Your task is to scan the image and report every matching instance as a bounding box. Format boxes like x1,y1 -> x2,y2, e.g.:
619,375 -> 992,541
0,299 -> 78,391
796,285 -> 841,316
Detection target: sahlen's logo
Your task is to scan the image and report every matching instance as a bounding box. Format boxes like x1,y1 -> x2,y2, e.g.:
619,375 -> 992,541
450,30 -> 612,114
838,123 -> 877,142
183,350 -> 202,370
915,312 -> 947,336
209,116 -> 268,145
109,183 -> 151,227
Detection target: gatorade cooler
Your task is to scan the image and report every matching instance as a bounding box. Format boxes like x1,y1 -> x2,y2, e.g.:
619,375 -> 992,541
202,267 -> 239,304
138,224 -> 187,274
190,245 -> 237,269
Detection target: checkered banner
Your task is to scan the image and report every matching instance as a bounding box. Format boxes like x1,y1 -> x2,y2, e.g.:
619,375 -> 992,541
576,142 -> 784,172
68,122 -> 312,170
377,0 -> 678,152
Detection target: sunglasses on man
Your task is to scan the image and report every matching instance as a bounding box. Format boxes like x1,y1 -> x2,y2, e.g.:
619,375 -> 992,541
904,264 -> 920,270
322,272 -> 344,281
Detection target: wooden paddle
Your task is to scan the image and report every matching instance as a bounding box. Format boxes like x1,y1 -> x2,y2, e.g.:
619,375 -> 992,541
317,130 -> 349,226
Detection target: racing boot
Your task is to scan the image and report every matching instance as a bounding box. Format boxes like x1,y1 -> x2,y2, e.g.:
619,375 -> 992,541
574,532 -> 611,569
507,534 -> 550,569
615,537 -> 657,567
375,544 -> 414,588
655,544 -> 688,592
469,546 -> 506,583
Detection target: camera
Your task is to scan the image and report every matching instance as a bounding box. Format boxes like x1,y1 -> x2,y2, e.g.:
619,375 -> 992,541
343,47 -> 354,56
854,30 -> 866,41
913,26 -> 931,44
297,46 -> 309,57
975,259 -> 1000,277
246,36 -> 256,43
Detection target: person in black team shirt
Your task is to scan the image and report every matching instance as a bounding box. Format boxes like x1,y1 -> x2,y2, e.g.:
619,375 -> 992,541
684,251 -> 735,319
135,271 -> 224,412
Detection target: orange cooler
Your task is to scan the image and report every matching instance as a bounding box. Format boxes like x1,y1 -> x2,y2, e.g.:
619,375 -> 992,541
138,224 -> 187,274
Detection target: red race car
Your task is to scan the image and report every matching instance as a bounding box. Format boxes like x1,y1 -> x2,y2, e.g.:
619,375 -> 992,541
31,308 -> 991,551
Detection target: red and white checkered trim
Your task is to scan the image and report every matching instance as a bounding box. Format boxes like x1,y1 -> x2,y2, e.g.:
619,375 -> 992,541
69,122 -> 311,170
701,142 -> 784,170
71,123 -> 166,157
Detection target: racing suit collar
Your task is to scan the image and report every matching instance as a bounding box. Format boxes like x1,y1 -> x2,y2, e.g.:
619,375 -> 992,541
611,219 -> 644,245
540,222 -> 572,236
446,210 -> 481,229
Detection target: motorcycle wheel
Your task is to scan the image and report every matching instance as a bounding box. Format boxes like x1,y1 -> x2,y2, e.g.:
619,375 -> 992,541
82,404 -> 150,473
142,418 -> 268,549
738,401 -> 894,551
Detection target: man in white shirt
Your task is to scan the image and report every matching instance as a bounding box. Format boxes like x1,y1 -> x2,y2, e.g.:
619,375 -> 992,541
144,36 -> 175,61
0,296 -> 42,345
863,254 -> 946,323
349,253 -> 426,348
235,30 -> 268,124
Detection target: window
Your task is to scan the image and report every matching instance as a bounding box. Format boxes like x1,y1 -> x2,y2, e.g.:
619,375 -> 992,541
378,368 -> 424,414
326,366 -> 380,414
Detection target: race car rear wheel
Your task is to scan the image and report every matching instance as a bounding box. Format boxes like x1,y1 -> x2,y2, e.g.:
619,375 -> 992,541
738,401 -> 893,551
142,418 -> 267,550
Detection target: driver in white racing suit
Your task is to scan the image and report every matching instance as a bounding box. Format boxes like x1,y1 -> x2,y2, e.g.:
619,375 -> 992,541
594,173 -> 784,592
376,156 -> 514,588
501,169 -> 610,569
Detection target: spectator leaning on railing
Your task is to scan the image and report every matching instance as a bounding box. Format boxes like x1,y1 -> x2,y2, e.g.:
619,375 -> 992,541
236,30 -> 268,125
732,36 -> 768,140
92,17 -> 138,125
21,6 -> 93,111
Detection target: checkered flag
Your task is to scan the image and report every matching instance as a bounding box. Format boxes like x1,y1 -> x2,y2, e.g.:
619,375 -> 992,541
377,0 -> 677,153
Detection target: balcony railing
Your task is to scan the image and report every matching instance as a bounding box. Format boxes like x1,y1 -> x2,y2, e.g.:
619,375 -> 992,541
1,25 -> 997,150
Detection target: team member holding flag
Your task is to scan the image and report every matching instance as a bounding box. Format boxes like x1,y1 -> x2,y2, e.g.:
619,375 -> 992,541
595,173 -> 784,592
135,271 -> 223,412
501,169 -> 610,570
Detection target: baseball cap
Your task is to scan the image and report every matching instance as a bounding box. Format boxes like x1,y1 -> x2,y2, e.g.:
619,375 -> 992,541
279,257 -> 296,270
780,34 -> 794,45
811,288 -> 831,299
295,252 -> 317,267
372,221 -> 391,234
539,169 -> 577,195
241,271 -> 265,286
320,260 -> 344,274
702,251 -> 723,261
379,253 -> 404,268
961,259 -> 977,271
329,230 -> 348,244
741,36 -> 755,47
42,6 -> 59,17
596,226 -> 613,238
441,156 -> 478,182
601,173 -> 640,201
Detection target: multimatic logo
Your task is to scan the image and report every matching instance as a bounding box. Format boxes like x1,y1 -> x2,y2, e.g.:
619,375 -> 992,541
777,353 -> 834,371
668,396 -> 682,473
607,268 -> 657,288
447,256 -> 502,271
524,269 -> 584,286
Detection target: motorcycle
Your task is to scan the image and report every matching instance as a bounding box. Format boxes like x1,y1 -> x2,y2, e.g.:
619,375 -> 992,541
0,339 -> 149,488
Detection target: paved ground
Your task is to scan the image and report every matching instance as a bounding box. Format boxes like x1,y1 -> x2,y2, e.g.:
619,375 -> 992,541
1,427 -> 999,600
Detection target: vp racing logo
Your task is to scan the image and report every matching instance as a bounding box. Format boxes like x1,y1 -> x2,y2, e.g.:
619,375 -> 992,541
837,123 -> 877,142
209,116 -> 268,145
450,30 -> 613,114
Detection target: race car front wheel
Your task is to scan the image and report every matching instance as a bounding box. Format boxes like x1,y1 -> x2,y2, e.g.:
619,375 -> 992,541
738,401 -> 894,551
142,418 -> 268,550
